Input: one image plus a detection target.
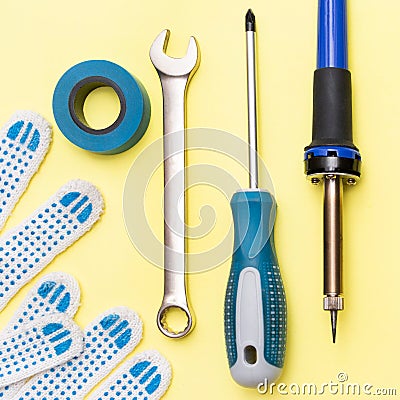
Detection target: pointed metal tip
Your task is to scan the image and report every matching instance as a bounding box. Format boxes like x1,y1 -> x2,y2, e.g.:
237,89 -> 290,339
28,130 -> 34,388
330,310 -> 337,343
246,9 -> 255,19
246,9 -> 256,31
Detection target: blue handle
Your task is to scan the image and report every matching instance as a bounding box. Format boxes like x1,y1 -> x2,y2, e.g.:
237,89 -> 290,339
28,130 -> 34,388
317,0 -> 348,69
224,190 -> 287,388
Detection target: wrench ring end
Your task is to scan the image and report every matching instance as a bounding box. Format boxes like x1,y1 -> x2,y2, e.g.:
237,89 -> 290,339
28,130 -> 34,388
157,303 -> 193,339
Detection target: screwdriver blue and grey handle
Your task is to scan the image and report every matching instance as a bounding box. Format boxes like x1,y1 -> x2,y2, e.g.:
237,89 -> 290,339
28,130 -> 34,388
224,189 -> 287,387
224,10 -> 287,388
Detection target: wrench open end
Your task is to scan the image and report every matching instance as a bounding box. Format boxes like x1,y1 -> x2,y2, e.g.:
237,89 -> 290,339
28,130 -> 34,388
150,29 -> 200,77
157,304 -> 193,339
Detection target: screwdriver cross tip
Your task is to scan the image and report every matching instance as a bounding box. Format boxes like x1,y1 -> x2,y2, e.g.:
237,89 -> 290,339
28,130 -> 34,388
245,9 -> 256,31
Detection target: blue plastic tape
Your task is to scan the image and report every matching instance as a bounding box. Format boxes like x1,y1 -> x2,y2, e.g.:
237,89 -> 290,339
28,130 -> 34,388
53,60 -> 151,154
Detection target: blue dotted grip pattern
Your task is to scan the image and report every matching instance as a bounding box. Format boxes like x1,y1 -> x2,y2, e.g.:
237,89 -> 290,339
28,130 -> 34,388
0,314 -> 83,387
0,180 -> 103,312
0,272 -> 80,399
89,350 -> 172,400
224,191 -> 287,369
15,307 -> 143,400
0,112 -> 51,232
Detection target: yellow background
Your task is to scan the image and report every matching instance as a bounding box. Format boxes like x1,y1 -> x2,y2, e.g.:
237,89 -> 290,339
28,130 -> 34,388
0,0 -> 398,398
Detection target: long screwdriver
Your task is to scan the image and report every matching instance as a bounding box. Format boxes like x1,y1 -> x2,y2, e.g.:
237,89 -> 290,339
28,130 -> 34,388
224,9 -> 287,388
304,0 -> 362,343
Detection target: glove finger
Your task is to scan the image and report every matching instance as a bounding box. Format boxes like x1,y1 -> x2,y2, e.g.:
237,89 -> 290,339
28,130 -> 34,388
0,179 -> 103,311
0,272 -> 81,398
6,271 -> 81,333
0,111 -> 51,232
0,314 -> 83,388
14,306 -> 143,400
88,350 -> 172,400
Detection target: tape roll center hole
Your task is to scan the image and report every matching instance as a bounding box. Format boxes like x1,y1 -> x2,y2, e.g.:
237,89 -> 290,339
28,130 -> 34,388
82,86 -> 121,130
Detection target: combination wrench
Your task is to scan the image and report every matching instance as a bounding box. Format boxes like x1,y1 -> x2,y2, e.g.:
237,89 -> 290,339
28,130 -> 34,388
150,30 -> 200,338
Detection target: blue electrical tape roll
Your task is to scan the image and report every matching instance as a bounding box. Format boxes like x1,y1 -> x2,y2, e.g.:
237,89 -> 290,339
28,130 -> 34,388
53,60 -> 151,154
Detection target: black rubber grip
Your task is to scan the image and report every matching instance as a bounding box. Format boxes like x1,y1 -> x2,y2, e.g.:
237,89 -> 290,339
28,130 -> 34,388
306,68 -> 358,150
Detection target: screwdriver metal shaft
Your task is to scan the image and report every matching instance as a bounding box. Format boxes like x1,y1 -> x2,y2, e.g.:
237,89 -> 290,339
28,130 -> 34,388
246,9 -> 258,189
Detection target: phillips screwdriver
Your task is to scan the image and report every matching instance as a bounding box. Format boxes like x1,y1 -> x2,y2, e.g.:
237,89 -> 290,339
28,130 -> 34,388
304,0 -> 362,343
224,9 -> 287,388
